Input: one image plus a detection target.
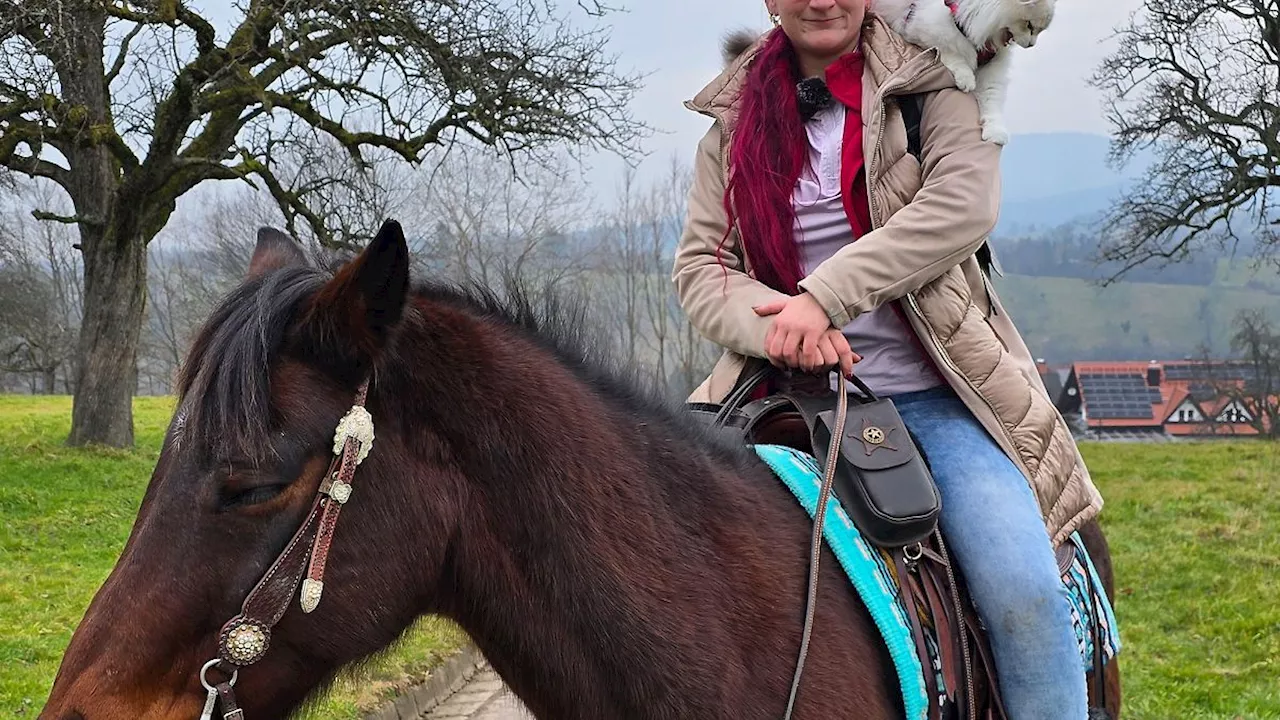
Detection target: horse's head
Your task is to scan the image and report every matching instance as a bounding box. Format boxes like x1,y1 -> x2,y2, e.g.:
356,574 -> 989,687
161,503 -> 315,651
42,221 -> 459,720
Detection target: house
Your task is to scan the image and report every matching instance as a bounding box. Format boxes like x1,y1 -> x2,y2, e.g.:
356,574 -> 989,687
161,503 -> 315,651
1035,358 -> 1067,407
1057,360 -> 1267,438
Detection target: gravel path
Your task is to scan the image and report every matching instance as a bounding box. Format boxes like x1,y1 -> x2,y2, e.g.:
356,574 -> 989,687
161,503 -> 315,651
423,668 -> 533,720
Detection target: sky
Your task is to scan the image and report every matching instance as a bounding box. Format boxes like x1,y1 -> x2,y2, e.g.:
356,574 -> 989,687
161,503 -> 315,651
154,0 -> 1150,229
581,0 -> 1147,190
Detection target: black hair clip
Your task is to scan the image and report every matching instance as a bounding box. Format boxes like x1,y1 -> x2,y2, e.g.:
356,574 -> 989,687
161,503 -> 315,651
797,77 -> 832,122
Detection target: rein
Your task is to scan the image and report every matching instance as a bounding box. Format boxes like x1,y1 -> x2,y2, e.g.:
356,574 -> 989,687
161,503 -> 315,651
198,379 -> 374,720
782,375 -> 849,720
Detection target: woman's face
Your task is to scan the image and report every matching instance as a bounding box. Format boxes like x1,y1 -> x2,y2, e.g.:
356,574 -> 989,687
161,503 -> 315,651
767,0 -> 866,69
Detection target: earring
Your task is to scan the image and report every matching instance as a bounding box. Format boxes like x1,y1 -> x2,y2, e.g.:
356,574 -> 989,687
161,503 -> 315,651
770,12 -> 780,26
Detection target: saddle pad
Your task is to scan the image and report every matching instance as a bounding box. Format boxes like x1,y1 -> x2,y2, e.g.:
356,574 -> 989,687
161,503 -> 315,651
1063,531 -> 1123,667
753,443 -> 930,720
753,444 -> 1122,719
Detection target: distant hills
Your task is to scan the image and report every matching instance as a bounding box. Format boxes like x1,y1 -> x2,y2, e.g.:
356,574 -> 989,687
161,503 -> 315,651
994,132 -> 1152,237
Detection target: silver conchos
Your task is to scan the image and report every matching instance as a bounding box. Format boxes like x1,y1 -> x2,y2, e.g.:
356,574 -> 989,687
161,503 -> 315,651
332,405 -> 374,464
300,578 -> 324,614
328,480 -> 352,504
219,618 -> 270,666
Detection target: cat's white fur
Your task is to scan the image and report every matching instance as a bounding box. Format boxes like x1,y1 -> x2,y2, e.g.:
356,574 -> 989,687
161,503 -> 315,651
871,0 -> 1056,145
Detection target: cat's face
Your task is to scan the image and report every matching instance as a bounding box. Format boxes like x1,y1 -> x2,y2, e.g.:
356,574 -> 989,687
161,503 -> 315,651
1003,0 -> 1054,48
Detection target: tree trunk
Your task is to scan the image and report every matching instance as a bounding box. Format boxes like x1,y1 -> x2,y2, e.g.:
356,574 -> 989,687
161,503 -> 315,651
66,226 -> 146,448
58,3 -> 143,448
43,367 -> 58,395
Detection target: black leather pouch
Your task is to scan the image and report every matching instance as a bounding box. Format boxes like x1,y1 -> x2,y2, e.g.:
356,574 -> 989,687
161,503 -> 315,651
785,387 -> 941,549
688,360 -> 941,549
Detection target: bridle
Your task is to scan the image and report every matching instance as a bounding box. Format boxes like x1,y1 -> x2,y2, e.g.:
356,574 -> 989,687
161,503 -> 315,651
197,379 -> 374,720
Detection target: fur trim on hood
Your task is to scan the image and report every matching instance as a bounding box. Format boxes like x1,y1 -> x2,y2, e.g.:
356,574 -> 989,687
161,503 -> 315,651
721,29 -> 761,67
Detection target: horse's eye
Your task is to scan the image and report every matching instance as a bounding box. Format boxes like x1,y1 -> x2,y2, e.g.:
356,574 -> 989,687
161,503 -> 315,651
219,484 -> 289,510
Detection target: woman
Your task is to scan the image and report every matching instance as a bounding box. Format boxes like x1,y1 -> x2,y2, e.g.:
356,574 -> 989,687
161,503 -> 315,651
671,1 -> 1105,717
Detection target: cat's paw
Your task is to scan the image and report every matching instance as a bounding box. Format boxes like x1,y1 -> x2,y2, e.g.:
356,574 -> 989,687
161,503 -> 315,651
943,59 -> 977,92
981,120 -> 1010,145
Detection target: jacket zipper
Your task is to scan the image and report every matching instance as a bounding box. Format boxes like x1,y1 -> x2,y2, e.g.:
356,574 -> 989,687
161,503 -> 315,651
865,57 -> 935,226
904,293 -> 1030,481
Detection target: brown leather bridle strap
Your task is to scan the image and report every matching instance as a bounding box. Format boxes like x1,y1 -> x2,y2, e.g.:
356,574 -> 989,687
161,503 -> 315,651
300,427 -> 367,610
202,379 -> 372,718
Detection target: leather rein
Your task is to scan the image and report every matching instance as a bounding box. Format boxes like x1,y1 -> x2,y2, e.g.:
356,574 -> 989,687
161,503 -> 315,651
198,379 -> 374,720
782,375 -> 849,720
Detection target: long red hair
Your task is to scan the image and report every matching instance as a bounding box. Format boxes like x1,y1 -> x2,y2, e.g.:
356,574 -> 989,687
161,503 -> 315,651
722,28 -> 807,295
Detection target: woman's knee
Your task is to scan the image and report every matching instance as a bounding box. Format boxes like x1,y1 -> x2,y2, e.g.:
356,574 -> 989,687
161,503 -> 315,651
972,563 -> 1068,639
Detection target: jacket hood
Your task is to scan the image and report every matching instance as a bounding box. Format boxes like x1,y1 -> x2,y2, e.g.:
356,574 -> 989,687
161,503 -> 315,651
687,15 -> 957,128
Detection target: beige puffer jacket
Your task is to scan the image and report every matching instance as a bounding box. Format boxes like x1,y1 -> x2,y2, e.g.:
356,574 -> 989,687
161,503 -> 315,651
671,16 -> 1102,546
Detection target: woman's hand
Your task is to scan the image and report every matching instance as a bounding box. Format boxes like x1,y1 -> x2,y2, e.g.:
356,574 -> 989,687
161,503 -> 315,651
754,294 -> 860,377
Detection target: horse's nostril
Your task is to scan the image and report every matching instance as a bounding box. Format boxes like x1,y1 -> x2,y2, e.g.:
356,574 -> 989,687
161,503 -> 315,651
62,711 -> 86,720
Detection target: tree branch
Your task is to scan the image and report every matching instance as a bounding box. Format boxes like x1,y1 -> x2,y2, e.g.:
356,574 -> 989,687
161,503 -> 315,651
105,21 -> 146,86
1090,0 -> 1280,279
31,209 -> 105,227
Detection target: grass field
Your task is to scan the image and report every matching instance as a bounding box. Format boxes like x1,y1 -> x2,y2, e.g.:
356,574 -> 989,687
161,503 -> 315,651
3,395 -> 1279,718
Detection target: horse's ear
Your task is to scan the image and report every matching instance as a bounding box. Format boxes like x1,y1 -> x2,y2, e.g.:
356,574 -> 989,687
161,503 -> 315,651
305,219 -> 410,361
247,227 -> 308,279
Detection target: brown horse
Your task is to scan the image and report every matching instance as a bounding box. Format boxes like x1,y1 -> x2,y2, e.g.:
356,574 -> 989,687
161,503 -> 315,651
41,220 -> 1120,720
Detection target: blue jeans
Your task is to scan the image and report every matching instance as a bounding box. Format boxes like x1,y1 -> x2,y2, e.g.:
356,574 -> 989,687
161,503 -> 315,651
891,386 -> 1087,720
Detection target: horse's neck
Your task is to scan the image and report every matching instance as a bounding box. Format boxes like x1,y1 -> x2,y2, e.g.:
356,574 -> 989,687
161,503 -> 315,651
402,306 -> 891,718
403,319 -> 752,716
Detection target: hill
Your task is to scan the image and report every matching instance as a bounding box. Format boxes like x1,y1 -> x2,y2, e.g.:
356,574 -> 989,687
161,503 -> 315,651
992,273 -> 1280,362
995,132 -> 1151,236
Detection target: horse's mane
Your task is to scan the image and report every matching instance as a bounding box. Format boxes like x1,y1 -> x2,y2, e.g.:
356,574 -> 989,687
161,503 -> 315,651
175,263 -> 733,463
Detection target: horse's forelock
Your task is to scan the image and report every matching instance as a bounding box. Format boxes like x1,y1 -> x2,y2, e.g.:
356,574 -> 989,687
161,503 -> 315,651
179,266 -> 329,462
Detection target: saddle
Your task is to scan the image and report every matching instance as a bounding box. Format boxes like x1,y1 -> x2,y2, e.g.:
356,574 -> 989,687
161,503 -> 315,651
691,360 -> 1113,720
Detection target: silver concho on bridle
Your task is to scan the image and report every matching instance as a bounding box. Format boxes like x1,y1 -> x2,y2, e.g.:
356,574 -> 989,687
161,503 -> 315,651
297,403 -> 375,614
201,384 -> 375,719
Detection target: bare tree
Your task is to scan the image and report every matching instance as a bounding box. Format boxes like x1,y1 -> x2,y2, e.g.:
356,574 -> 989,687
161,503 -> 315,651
0,181 -> 81,393
408,147 -> 594,289
1090,0 -> 1279,280
593,156 -> 720,399
645,157 -> 720,397
1221,309 -> 1280,437
140,242 -> 224,394
0,0 -> 644,446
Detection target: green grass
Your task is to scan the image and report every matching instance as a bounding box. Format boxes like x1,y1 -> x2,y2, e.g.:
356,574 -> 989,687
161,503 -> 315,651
1083,442 -> 1280,719
0,395 -> 466,719
2,397 -> 1279,718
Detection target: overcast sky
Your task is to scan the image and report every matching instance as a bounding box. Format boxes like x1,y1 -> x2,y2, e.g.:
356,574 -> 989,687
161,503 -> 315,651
164,0 -> 1150,224
584,0 -> 1147,188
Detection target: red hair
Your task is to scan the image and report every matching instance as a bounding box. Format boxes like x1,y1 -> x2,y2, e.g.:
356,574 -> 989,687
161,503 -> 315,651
722,29 -> 807,295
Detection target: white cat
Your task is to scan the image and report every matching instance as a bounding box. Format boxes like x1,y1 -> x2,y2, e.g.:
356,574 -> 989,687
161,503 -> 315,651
871,0 -> 1056,145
